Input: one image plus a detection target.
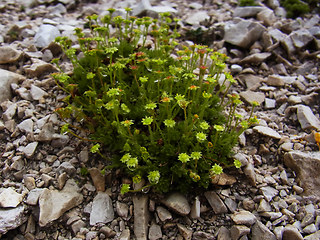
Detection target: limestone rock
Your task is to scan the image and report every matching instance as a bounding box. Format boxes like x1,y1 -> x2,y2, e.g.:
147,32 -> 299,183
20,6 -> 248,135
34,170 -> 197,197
231,210 -> 257,226
177,223 -> 193,240
90,192 -> 114,225
239,52 -> 272,65
0,188 -> 23,208
211,172 -> 237,185
230,225 -> 250,239
20,142 -> 38,158
253,126 -> 281,139
260,186 -> 279,202
34,24 -> 60,48
88,168 -> 105,192
30,84 -> 48,100
133,195 -> 149,240
149,223 -> 162,240
0,46 -> 22,64
224,19 -> 265,48
204,191 -> 228,214
162,192 -> 190,216
240,90 -> 265,105
233,6 -> 265,18
284,151 -> 320,199
25,58 -> 58,77
257,8 -> 276,26
0,69 -> 25,104
251,220 -> 277,240
17,118 -> 34,134
296,105 -> 320,130
290,29 -> 314,49
156,206 -> 172,221
185,11 -> 210,26
38,179 -> 83,227
0,205 -> 27,235
282,225 -> 303,240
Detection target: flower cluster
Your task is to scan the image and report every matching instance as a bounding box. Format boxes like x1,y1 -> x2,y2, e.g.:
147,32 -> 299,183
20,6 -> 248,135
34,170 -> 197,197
53,10 -> 259,194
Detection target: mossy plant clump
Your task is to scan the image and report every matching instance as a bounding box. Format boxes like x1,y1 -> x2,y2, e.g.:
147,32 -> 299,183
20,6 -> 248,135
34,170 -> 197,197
280,0 -> 310,18
238,0 -> 257,7
53,9 -> 258,194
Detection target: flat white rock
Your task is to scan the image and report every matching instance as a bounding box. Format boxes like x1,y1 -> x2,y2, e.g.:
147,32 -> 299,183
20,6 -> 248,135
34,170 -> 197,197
253,126 -> 281,139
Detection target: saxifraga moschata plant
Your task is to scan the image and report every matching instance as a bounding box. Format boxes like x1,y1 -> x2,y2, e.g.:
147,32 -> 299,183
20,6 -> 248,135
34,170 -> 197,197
52,9 -> 259,194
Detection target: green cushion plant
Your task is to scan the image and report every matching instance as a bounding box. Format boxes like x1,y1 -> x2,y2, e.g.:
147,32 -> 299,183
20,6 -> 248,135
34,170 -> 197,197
53,9 -> 258,194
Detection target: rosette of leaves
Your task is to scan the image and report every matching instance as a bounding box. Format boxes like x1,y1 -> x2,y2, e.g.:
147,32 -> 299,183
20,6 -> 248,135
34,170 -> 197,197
53,9 -> 258,193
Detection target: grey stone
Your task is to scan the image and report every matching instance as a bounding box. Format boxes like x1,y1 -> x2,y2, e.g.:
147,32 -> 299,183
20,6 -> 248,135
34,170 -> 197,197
225,198 -> 237,213
230,225 -> 250,240
36,122 -> 56,141
239,52 -> 272,65
233,6 -> 265,18
156,206 -> 172,222
0,188 -> 23,208
116,201 -> 129,219
100,226 -> 116,238
0,205 -> 27,235
177,223 -> 193,240
17,118 -> 34,134
303,224 -> 317,234
39,179 -> 83,227
238,74 -> 264,91
224,19 -> 265,48
149,224 -> 162,240
119,229 -> 131,240
296,105 -> 320,130
260,186 -> 278,202
253,126 -> 281,139
231,210 -> 257,226
284,151 -> 320,198
185,11 -> 210,25
257,8 -> 276,26
204,191 -> 228,214
88,168 -> 105,192
304,230 -> 320,240
251,221 -> 276,240
133,195 -> 149,240
90,192 -> 114,225
282,225 -> 303,240
0,69 -> 25,104
217,226 -> 231,240
57,161 -> 76,175
265,98 -> 276,109
21,142 -> 38,158
0,46 -> 22,64
162,192 -> 190,216
30,85 -> 48,100
240,90 -> 265,105
282,36 -> 296,55
25,58 -> 58,77
190,196 -> 201,219
243,162 -> 256,186
231,64 -> 243,74
34,24 -> 61,48
290,29 -> 314,49
266,75 -> 285,86
268,29 -> 286,42
301,213 -> 314,228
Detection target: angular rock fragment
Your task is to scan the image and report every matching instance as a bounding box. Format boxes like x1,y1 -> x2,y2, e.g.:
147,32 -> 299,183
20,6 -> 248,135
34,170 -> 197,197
34,24 -> 60,48
240,90 -> 265,105
0,188 -> 23,208
231,210 -> 257,226
251,220 -> 276,240
90,192 -> 114,225
296,105 -> 320,130
204,191 -> 228,214
38,179 -> 83,227
253,126 -> 281,139
0,69 -> 25,104
0,46 -> 22,64
284,151 -> 320,199
0,205 -> 27,235
133,195 -> 149,240
162,192 -> 190,216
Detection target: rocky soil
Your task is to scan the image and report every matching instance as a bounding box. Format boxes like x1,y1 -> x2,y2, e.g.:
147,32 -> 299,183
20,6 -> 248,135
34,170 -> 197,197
0,0 -> 320,239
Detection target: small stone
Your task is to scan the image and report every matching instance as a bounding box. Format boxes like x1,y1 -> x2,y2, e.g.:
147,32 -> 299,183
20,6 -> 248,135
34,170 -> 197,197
230,225 -> 251,240
156,206 -> 172,222
116,201 -> 129,219
88,168 -> 105,192
24,176 -> 36,190
282,225 -> 303,240
251,220 -> 277,240
257,199 -> 272,212
71,219 -> 86,235
177,223 -> 192,240
296,105 -> 320,130
238,74 -> 264,91
267,75 -> 285,86
257,8 -> 276,26
21,142 -> 38,158
253,126 -> 281,139
265,98 -> 276,109
0,70 -> 25,104
211,172 -> 237,185
185,11 -> 210,25
0,188 -> 23,208
231,210 -> 257,226
303,224 -> 317,234
17,118 -> 34,134
240,53 -> 272,65
190,196 -> 201,219
149,224 -> 162,240
217,226 -> 231,240
162,192 -> 190,216
34,24 -> 61,48
133,195 -> 149,240
30,85 -> 48,100
26,189 -> 44,206
233,6 -> 265,18
0,205 -> 27,235
301,213 -> 314,228
0,46 -> 22,64
25,58 -> 58,77
290,29 -> 314,49
204,191 -> 228,214
90,192 -> 114,225
240,90 -> 265,105
119,229 -> 130,240
260,186 -> 278,202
